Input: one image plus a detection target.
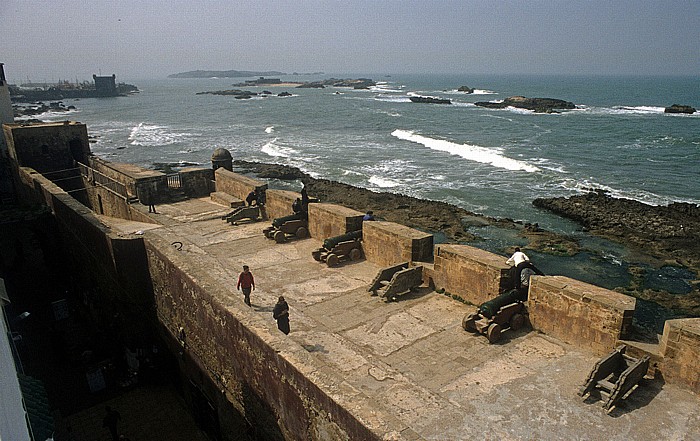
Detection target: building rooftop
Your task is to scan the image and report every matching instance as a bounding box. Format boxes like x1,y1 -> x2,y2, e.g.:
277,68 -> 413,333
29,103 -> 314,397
101,196 -> 700,440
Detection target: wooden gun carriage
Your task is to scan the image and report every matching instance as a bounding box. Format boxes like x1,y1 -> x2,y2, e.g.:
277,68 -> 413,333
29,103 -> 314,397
368,262 -> 424,301
263,212 -> 309,243
578,345 -> 650,413
311,230 -> 363,267
223,206 -> 263,225
462,289 -> 527,343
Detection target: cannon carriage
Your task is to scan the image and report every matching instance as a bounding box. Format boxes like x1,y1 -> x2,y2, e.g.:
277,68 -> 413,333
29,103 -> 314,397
223,205 -> 263,225
263,212 -> 309,243
462,289 -> 527,343
368,262 -> 424,301
311,230 -> 363,267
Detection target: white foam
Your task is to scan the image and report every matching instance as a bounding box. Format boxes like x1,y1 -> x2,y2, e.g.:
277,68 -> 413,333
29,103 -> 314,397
265,126 -> 274,134
261,138 -> 298,158
128,122 -> 190,146
557,178 -> 700,206
374,95 -> 411,103
369,175 -> 401,188
391,129 -> 540,172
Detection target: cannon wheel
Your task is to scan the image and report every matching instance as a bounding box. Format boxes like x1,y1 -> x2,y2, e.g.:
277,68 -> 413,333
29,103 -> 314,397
326,254 -> 339,267
274,230 -> 287,243
487,323 -> 502,344
462,312 -> 478,332
510,313 -> 525,331
295,226 -> 308,238
311,250 -> 322,261
349,248 -> 362,261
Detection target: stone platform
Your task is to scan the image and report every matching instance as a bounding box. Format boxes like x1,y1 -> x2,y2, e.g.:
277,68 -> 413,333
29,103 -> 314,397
107,198 -> 700,440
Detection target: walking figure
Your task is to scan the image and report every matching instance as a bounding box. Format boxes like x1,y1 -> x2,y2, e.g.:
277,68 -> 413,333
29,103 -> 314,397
237,265 -> 255,306
273,296 -> 290,334
102,406 -> 121,441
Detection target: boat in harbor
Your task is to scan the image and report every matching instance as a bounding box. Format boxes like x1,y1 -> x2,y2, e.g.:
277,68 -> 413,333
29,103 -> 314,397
409,96 -> 451,104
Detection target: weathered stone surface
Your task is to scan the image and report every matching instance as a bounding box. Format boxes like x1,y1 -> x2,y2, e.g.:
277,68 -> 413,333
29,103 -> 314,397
307,203 -> 363,240
659,318 -> 700,393
528,275 -> 636,355
214,167 -> 267,201
362,221 -> 433,267
430,244 -> 510,305
265,189 -> 300,221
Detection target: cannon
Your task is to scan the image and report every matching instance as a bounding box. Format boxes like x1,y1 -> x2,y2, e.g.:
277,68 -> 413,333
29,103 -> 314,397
311,230 -> 363,267
578,345 -> 650,413
462,289 -> 527,343
223,205 -> 263,225
368,262 -> 424,301
262,212 -> 309,243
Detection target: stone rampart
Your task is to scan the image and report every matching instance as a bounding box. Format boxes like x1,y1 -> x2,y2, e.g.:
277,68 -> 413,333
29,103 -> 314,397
89,156 -> 167,198
362,221 -> 433,267
659,318 -> 700,393
145,232 -> 382,441
179,167 -> 214,198
265,189 -> 299,221
307,203 -> 363,239
215,168 -> 267,201
431,244 -> 510,305
528,275 -> 636,355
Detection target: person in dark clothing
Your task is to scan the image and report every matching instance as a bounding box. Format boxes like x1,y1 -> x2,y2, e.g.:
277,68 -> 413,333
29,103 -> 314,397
363,210 -> 375,221
300,185 -> 309,211
246,190 -> 259,206
102,406 -> 121,441
237,265 -> 255,306
292,197 -> 302,213
273,296 -> 290,334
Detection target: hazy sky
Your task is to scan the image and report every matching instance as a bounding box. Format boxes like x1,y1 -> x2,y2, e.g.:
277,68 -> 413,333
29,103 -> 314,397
2,0 -> 698,82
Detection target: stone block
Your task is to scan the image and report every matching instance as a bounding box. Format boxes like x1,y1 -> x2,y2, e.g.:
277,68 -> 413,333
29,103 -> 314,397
528,275 -> 636,355
308,203 -> 363,240
659,318 -> 700,394
431,244 -> 510,306
362,221 -> 433,267
266,189 -> 300,221
210,191 -> 244,208
214,168 -> 267,201
179,167 -> 214,198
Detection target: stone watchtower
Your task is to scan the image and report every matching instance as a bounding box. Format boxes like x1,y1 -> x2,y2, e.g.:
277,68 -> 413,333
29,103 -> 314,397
93,74 -> 117,97
211,148 -> 233,171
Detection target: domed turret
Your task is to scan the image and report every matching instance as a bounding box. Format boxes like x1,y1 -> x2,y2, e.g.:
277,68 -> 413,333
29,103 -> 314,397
211,148 -> 233,171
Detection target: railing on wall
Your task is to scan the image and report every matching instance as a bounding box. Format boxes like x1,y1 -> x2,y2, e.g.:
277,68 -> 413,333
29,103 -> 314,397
166,173 -> 182,190
77,162 -> 129,200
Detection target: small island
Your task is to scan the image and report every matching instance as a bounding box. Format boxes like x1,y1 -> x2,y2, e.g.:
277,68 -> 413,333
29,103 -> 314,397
475,96 -> 576,113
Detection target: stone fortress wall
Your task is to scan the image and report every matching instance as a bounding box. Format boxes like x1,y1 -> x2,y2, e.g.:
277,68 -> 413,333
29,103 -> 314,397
4,121 -> 699,439
196,163 -> 700,394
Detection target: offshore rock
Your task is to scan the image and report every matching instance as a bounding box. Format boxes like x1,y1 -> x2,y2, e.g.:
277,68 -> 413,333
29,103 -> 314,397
457,86 -> 474,93
476,96 -> 576,112
533,191 -> 700,274
196,89 -> 257,96
665,104 -> 696,114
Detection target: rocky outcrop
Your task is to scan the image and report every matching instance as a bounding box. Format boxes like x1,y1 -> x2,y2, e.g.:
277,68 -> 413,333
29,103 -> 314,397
196,89 -> 257,97
665,104 -> 696,114
476,96 -> 576,113
458,86 -> 474,93
13,101 -> 75,118
296,78 -> 376,89
168,70 -> 285,78
533,191 -> 700,270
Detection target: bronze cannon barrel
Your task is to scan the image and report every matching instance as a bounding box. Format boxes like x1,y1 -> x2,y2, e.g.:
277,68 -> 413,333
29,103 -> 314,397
322,230 -> 362,250
478,290 -> 521,319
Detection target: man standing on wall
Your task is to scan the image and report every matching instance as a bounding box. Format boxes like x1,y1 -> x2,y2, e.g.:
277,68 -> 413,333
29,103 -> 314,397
237,265 -> 255,306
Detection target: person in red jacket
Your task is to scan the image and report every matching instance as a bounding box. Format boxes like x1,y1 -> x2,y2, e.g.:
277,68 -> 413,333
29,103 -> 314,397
237,265 -> 255,306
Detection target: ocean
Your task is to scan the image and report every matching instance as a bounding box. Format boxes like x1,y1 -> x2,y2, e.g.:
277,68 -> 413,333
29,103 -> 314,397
23,74 -> 700,329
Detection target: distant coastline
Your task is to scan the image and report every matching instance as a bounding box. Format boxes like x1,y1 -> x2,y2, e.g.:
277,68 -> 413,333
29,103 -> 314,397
168,70 -> 325,79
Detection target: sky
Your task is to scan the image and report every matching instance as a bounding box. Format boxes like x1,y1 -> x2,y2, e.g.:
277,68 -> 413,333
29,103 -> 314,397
1,0 -> 698,82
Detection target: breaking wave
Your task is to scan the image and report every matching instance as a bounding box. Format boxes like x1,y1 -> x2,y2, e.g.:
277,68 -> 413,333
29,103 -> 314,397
265,126 -> 274,133
261,138 -> 298,158
391,129 -> 540,172
128,123 -> 192,146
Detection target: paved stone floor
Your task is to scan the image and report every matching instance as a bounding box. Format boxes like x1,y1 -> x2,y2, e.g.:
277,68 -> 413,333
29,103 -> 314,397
107,198 -> 700,440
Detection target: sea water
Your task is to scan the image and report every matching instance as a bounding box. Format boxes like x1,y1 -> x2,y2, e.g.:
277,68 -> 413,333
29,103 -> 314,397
25,74 -> 700,329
